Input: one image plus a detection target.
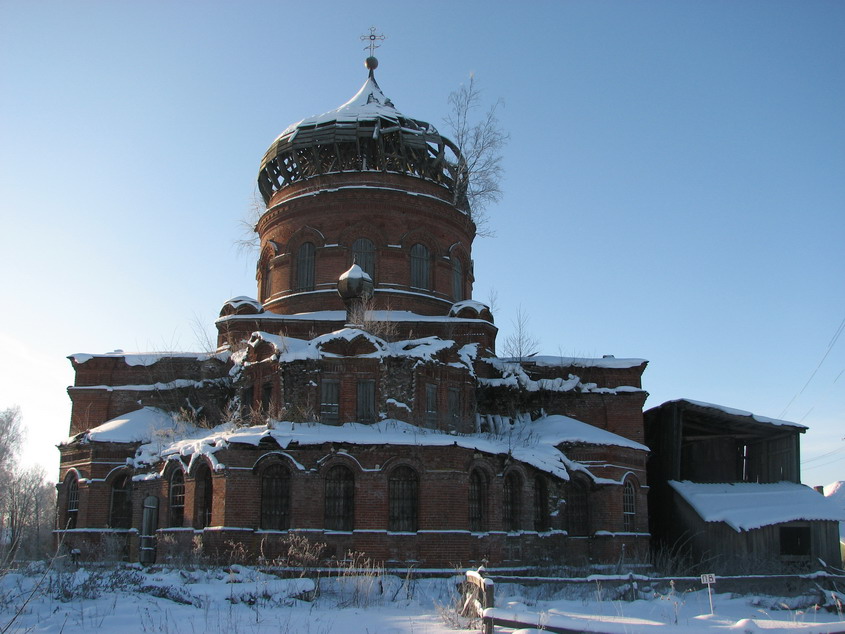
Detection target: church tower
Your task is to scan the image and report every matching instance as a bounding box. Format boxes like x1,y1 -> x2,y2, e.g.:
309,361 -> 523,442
217,54 -> 497,349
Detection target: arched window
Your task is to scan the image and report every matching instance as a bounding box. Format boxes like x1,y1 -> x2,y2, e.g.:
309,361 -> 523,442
261,463 -> 291,530
410,243 -> 430,289
623,480 -> 636,532
65,473 -> 79,529
568,479 -> 589,536
388,466 -> 418,532
503,472 -> 522,532
325,465 -> 354,531
469,469 -> 488,532
352,238 -> 375,280
169,470 -> 185,528
194,464 -> 213,529
261,257 -> 273,301
533,476 -> 550,532
295,242 -> 316,291
109,473 -> 132,529
452,257 -> 463,301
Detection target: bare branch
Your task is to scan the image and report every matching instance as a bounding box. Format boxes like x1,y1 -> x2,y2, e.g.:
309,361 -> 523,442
444,74 -> 508,235
502,306 -> 540,361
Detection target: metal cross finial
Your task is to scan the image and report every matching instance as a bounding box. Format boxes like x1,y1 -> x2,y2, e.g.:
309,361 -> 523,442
361,27 -> 386,56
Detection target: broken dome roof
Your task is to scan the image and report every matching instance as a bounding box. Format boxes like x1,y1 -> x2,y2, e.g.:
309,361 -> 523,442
257,63 -> 465,205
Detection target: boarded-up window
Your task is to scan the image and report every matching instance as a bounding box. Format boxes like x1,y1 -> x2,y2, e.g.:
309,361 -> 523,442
195,464 -> 213,529
169,470 -> 185,527
780,525 -> 811,557
447,388 -> 461,431
389,466 -> 418,532
352,238 -> 375,279
534,476 -> 550,532
469,469 -> 487,532
357,379 -> 375,423
65,474 -> 79,529
623,480 -> 636,531
425,383 -> 438,428
452,257 -> 463,301
109,474 -> 132,529
568,480 -> 589,536
261,382 -> 273,414
325,465 -> 354,531
320,380 -> 340,424
296,242 -> 316,291
410,243 -> 430,289
261,464 -> 291,530
503,472 -> 522,532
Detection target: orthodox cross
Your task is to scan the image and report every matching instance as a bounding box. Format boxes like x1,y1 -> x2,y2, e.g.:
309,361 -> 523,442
361,27 -> 386,56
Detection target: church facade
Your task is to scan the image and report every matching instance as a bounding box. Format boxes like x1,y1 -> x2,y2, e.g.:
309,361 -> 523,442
57,58 -> 652,568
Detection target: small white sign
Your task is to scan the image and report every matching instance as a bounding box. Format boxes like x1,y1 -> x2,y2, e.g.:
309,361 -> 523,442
701,573 -> 716,585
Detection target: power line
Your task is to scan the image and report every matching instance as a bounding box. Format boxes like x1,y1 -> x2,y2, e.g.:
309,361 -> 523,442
779,315 -> 845,419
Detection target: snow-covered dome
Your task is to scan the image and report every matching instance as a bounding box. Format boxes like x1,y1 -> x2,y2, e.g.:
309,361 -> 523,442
257,61 -> 467,206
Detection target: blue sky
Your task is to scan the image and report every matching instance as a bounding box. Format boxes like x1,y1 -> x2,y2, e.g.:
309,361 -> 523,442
1,1 -> 843,486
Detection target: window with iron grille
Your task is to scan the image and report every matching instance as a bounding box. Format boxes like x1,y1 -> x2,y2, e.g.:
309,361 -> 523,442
109,473 -> 132,529
452,257 -> 463,301
324,465 -> 354,531
534,476 -> 550,532
320,380 -> 340,424
296,242 -> 316,291
169,470 -> 185,527
388,466 -> 418,532
503,472 -> 522,532
261,464 -> 291,530
623,480 -> 636,532
352,238 -> 375,279
357,379 -> 375,423
568,479 -> 589,536
65,474 -> 79,529
469,469 -> 487,532
447,388 -> 461,431
194,464 -> 213,529
425,383 -> 438,428
410,243 -> 430,289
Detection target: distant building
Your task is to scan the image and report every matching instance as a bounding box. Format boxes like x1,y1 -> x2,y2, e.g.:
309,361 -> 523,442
645,399 -> 844,571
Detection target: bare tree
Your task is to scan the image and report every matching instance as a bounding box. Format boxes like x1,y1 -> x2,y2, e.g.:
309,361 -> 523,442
0,408 -> 55,562
234,190 -> 266,258
445,74 -> 509,235
502,306 -> 540,361
0,407 -> 23,470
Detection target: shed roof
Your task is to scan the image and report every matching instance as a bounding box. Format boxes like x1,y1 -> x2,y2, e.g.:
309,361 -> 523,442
669,480 -> 845,531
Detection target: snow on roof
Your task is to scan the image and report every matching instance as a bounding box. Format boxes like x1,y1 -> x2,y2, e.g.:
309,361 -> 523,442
216,309 -> 492,325
69,351 -> 228,367
536,415 -> 649,452
498,355 -> 647,370
275,74 -> 436,143
669,481 -> 845,532
668,399 -> 806,430
481,358 -> 644,395
339,263 -> 372,282
120,411 -> 646,483
71,407 -> 192,444
824,481 -> 845,543
221,296 -> 263,311
246,329 -> 468,365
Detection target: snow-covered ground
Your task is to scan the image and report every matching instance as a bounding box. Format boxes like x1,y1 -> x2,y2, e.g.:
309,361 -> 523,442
2,564 -> 845,633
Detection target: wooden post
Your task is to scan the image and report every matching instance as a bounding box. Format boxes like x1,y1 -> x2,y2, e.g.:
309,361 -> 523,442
463,569 -> 494,634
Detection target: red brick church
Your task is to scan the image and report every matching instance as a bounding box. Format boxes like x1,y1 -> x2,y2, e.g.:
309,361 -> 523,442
56,54 -> 660,568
